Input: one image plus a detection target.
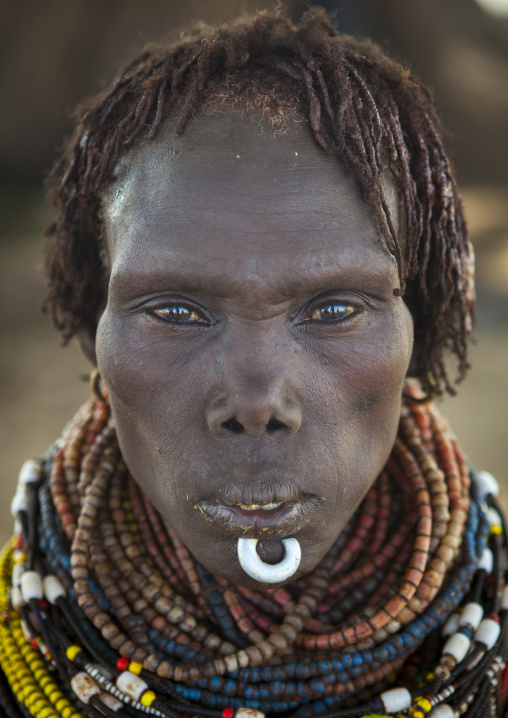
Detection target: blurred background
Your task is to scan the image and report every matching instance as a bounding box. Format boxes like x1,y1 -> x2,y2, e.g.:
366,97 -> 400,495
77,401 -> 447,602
1,0 -> 507,544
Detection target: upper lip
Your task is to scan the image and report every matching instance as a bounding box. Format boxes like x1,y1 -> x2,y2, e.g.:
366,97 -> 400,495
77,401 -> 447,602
208,479 -> 313,507
193,479 -> 321,539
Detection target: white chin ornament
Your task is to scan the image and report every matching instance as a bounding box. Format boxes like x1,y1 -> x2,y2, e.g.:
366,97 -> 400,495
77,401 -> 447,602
237,537 -> 301,583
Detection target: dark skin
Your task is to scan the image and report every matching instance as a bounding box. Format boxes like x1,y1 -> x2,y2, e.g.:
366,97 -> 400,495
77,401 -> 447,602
85,110 -> 414,589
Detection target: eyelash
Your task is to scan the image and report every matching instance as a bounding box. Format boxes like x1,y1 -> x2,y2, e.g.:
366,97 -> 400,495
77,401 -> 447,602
301,302 -> 357,324
152,305 -> 210,325
149,300 -> 360,327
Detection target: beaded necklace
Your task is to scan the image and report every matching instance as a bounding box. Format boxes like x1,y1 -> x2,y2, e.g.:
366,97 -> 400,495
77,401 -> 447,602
2,393 -> 508,718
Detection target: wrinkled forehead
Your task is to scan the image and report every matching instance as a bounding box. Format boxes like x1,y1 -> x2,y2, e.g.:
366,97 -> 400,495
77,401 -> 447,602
107,108 -> 354,199
102,108 -> 402,261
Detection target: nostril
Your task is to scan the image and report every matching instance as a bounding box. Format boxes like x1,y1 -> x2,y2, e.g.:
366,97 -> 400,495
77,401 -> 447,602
222,418 -> 245,434
266,418 -> 286,432
220,417 -> 288,435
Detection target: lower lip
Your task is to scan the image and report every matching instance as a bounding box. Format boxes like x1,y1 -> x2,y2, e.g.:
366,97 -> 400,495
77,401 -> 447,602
196,498 -> 317,539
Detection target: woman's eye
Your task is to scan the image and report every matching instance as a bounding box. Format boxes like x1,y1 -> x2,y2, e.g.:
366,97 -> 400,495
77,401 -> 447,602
153,305 -> 208,324
307,303 -> 355,322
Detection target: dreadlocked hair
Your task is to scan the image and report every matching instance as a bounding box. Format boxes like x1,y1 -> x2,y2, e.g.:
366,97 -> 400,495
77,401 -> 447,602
43,7 -> 475,398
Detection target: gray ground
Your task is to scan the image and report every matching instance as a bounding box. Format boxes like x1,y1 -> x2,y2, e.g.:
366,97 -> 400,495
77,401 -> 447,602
0,187 -> 507,546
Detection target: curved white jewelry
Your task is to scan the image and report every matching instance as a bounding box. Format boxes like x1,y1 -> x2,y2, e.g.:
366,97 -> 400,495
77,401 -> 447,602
237,537 -> 301,583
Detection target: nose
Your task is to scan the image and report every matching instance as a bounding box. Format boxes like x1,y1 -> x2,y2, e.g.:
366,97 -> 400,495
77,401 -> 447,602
206,380 -> 302,439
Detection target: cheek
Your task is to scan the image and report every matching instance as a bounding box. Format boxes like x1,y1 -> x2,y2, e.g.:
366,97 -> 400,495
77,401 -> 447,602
308,303 -> 414,491
96,310 -> 203,406
313,303 -> 413,411
347,305 -> 414,442
94,312 -> 206,500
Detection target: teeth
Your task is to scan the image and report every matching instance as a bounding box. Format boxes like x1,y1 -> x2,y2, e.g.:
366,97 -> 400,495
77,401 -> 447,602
237,502 -> 282,511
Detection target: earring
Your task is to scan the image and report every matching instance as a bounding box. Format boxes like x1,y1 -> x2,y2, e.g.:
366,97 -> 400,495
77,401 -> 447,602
403,374 -> 437,405
90,368 -> 107,402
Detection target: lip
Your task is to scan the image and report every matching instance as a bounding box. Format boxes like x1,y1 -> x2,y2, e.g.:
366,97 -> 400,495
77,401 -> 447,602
194,496 -> 320,539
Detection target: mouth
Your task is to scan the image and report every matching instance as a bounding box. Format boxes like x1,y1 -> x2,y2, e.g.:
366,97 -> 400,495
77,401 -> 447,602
237,501 -> 282,511
194,495 -> 321,539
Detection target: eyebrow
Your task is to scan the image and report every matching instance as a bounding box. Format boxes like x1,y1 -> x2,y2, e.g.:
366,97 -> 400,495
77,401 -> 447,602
109,255 -> 398,302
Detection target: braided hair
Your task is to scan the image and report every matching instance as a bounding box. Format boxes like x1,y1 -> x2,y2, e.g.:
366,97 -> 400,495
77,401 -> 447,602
43,8 -> 474,398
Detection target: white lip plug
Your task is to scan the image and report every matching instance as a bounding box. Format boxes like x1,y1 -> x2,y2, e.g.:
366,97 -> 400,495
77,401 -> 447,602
237,537 -> 301,583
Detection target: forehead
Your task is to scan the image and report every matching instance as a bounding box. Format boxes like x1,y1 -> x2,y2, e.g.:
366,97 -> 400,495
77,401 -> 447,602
102,110 -> 399,293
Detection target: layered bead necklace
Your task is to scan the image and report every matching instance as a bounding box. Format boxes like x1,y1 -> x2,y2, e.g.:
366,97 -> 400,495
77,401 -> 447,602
2,392 -> 508,718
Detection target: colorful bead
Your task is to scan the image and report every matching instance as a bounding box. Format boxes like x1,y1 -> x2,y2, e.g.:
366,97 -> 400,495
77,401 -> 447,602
414,696 -> 432,712
477,547 -> 493,573
10,487 -> 28,518
42,575 -> 66,605
11,585 -> 24,611
0,395 -> 504,718
236,709 -> 266,718
501,586 -> 508,611
474,618 -> 501,649
20,570 -> 43,602
99,691 -> 124,710
409,697 -> 433,718
116,670 -> 149,700
70,671 -> 100,703
459,602 -> 483,631
472,470 -> 499,499
443,631 -> 471,663
428,705 -> 454,717
140,689 -> 156,706
116,656 -> 129,671
66,645 -> 82,662
379,687 -> 412,712
441,612 -> 460,637
18,459 -> 42,486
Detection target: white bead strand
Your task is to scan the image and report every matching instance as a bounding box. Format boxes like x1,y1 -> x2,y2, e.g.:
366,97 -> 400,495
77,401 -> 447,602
236,709 -> 266,718
20,570 -> 43,602
477,547 -> 493,574
12,562 -> 24,588
442,612 -> 460,637
429,705 -> 455,717
71,672 -> 100,704
379,687 -> 412,712
474,618 -> 501,650
116,671 -> 149,701
18,459 -> 42,486
10,488 -> 28,519
442,632 -> 471,663
11,586 -> 24,611
501,585 -> 508,610
459,602 -> 484,631
486,507 -> 503,529
99,692 -> 124,711
43,575 -> 66,604
473,470 -> 499,500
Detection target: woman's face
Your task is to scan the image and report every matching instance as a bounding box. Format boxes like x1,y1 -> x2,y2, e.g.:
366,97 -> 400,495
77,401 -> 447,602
94,111 -> 413,588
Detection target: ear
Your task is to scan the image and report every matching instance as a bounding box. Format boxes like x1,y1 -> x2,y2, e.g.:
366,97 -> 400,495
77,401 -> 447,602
77,325 -> 97,366
406,337 -> 422,378
402,278 -> 422,379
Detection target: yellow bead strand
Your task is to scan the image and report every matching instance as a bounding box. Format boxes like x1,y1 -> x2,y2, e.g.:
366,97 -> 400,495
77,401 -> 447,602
140,689 -> 157,707
0,541 -> 83,718
408,695 -> 433,717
